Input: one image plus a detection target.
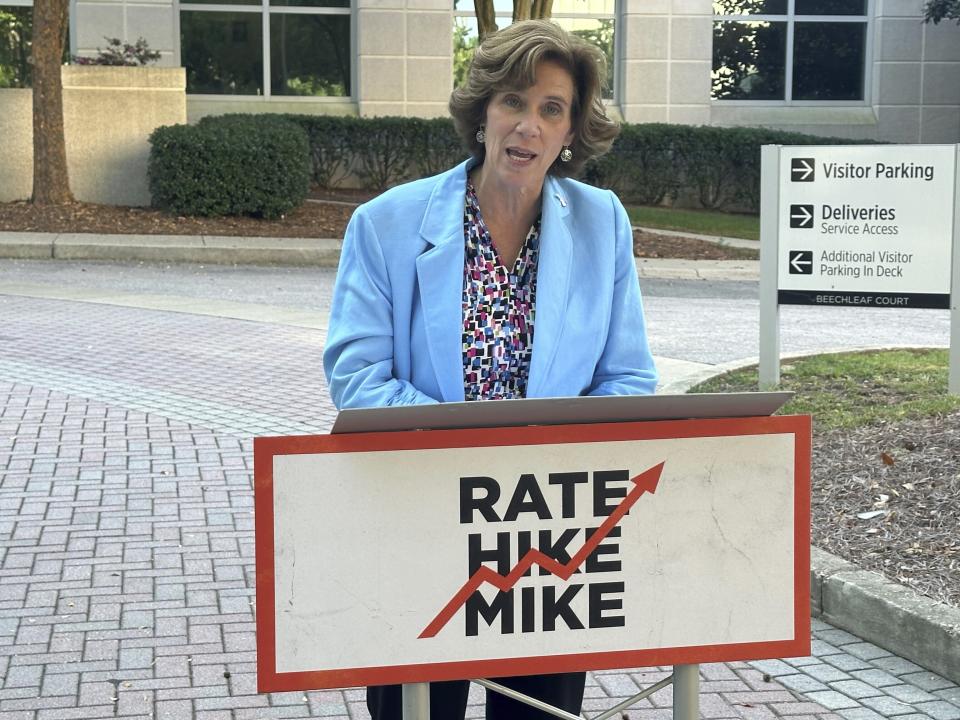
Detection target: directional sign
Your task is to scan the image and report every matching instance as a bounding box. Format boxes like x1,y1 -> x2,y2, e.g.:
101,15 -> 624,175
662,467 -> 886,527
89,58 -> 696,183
789,251 -> 813,274
789,204 -> 814,229
791,158 -> 815,182
776,145 -> 957,308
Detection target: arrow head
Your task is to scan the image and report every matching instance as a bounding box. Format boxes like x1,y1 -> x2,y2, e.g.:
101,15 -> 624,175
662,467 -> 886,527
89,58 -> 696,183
630,461 -> 665,494
791,158 -> 815,181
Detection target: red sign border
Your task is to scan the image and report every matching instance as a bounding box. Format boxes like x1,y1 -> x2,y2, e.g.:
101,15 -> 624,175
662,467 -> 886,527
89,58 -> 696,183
255,415 -> 812,692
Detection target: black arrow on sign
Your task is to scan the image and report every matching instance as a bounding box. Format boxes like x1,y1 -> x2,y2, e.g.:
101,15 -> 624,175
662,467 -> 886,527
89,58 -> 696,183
791,158 -> 815,182
789,250 -> 813,274
790,204 -> 814,229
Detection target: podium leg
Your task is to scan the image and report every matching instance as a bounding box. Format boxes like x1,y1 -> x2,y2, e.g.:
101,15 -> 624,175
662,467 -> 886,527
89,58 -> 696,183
402,682 -> 430,720
673,665 -> 699,720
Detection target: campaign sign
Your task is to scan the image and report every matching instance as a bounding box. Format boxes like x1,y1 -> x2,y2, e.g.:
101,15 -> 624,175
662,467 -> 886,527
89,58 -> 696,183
254,416 -> 811,692
777,145 -> 957,309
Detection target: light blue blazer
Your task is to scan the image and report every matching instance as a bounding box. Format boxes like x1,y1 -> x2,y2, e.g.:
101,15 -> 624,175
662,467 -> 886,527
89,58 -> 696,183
323,159 -> 658,409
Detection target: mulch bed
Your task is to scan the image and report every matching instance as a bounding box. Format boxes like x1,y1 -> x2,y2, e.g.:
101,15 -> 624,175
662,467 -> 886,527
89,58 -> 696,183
632,231 -> 758,261
3,196 -> 954,609
0,198 -> 758,261
0,198 -> 355,240
814,412 -> 960,608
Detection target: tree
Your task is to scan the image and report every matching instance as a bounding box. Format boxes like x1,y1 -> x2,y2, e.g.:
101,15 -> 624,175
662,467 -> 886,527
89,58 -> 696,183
473,0 -> 554,41
923,0 -> 960,23
31,0 -> 73,205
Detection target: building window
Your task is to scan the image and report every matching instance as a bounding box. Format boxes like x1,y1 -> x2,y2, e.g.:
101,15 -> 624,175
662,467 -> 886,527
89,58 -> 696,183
452,0 -> 616,100
179,0 -> 351,97
712,0 -> 868,102
1,1 -> 32,88
1,1 -> 71,88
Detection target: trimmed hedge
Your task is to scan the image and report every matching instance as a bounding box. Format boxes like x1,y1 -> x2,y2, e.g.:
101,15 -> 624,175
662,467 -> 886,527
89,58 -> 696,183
148,112 -> 879,217
148,114 -> 310,219
584,123 -> 876,213
282,115 -> 463,191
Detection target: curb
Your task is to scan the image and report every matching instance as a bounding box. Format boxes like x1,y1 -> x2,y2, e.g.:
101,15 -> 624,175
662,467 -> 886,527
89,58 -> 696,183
635,257 -> 759,281
812,546 -> 960,685
0,232 -> 343,267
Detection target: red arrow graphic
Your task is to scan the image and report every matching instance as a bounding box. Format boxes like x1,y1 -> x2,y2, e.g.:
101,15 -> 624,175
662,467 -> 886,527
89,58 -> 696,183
418,461 -> 666,639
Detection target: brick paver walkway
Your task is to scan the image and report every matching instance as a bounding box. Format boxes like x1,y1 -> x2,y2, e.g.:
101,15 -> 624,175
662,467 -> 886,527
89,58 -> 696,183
2,290 -> 959,720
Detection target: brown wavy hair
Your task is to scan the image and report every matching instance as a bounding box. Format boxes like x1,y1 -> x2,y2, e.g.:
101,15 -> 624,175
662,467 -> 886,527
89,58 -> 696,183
448,19 -> 620,178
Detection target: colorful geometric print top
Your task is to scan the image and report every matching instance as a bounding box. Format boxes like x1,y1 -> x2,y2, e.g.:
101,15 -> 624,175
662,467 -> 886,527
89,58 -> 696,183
461,181 -> 541,401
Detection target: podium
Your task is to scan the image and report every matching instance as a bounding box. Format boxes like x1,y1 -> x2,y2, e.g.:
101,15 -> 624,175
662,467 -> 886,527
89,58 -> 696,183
254,393 -> 811,719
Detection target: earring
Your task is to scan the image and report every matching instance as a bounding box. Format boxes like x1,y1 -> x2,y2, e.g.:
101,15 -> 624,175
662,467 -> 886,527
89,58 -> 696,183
476,126 -> 486,143
560,146 -> 573,162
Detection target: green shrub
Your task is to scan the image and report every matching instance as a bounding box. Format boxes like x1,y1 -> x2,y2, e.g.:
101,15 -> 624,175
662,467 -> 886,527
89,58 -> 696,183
350,116 -> 419,191
150,111 -> 881,216
284,115 -> 465,190
148,114 -> 310,219
283,114 -> 358,189
583,123 -> 678,205
673,125 -> 753,210
583,123 -> 879,213
406,117 -> 465,179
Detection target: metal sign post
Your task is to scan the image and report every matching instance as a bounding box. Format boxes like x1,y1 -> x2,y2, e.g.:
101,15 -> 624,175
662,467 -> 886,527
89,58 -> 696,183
951,145 -> 960,395
673,665 -> 701,720
402,683 -> 429,720
759,145 -> 782,389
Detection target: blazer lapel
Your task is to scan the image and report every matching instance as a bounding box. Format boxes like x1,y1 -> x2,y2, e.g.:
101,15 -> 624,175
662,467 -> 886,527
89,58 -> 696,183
527,177 -> 573,398
416,161 -> 471,403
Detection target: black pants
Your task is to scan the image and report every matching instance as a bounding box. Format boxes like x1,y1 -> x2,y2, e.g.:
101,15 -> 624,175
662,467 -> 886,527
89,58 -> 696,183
367,672 -> 586,720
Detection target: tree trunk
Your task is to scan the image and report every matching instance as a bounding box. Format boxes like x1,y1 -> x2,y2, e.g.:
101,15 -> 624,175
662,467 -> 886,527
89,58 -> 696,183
475,0 -> 497,40
513,0 -> 531,22
31,0 -> 73,205
530,0 -> 553,19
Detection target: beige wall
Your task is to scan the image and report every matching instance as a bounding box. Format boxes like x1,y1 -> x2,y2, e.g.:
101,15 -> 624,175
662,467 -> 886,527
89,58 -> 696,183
98,0 -> 955,143
873,0 -> 960,143
619,0 -> 713,125
186,98 -> 358,125
356,0 -> 453,117
0,90 -> 34,202
711,1 -> 960,142
619,0 -> 960,142
0,66 -> 186,205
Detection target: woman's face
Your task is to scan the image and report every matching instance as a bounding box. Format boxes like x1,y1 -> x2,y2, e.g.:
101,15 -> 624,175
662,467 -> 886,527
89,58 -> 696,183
480,59 -> 576,194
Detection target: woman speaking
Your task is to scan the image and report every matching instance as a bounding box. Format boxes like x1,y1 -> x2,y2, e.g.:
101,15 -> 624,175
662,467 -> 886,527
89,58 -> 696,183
324,18 -> 658,720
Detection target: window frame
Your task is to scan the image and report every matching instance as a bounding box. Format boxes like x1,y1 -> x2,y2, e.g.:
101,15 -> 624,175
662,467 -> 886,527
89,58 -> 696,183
711,0 -> 874,106
176,0 -> 355,101
451,0 -> 619,104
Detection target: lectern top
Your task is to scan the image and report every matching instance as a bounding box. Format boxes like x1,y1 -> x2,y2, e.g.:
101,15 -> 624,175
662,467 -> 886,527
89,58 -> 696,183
330,391 -> 793,434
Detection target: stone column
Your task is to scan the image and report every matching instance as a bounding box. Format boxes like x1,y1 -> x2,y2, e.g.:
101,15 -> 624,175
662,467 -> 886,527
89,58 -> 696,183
356,0 -> 453,117
618,0 -> 712,125
872,0 -> 960,143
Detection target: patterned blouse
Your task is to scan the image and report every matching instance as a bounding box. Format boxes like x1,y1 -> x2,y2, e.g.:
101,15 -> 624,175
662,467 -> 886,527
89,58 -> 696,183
461,181 -> 541,401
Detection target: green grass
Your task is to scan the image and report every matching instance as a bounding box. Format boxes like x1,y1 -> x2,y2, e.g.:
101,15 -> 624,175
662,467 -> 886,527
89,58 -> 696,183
690,349 -> 960,430
626,205 -> 759,241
